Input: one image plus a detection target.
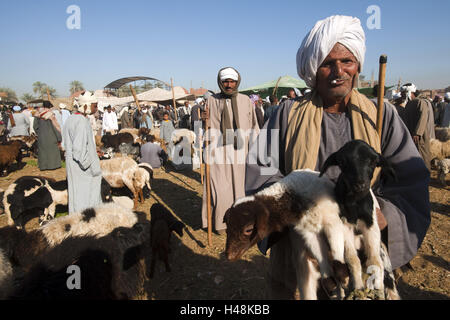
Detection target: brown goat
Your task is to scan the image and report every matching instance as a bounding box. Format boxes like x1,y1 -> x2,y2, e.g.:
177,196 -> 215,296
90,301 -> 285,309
0,141 -> 23,176
149,204 -> 184,278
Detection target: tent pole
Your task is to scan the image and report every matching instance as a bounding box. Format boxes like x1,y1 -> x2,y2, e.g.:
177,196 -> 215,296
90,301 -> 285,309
171,78 -> 178,122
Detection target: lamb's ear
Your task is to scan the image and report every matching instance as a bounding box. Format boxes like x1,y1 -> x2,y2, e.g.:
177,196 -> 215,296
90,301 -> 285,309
377,155 -> 397,183
319,152 -> 339,177
255,206 -> 270,240
223,208 -> 231,224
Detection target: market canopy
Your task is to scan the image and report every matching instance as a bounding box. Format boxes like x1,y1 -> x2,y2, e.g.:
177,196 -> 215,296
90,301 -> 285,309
240,75 -> 307,94
104,76 -> 164,90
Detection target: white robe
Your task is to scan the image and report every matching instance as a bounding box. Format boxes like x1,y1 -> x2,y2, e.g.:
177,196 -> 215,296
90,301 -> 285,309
62,114 -> 102,214
102,111 -> 118,134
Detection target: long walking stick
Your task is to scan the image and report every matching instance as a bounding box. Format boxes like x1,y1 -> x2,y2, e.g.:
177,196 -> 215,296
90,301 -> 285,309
376,55 -> 387,137
204,104 -> 212,246
198,107 -> 204,184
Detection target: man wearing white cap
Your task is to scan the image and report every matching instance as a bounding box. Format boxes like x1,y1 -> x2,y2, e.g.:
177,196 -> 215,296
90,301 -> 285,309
7,105 -> 30,137
246,15 -> 430,299
59,103 -> 71,126
202,67 -> 260,234
398,83 -> 433,170
62,91 -> 103,214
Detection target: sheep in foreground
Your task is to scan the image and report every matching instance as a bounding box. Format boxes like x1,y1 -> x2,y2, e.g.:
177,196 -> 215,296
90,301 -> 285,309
10,222 -> 150,300
0,140 -> 23,176
149,203 -> 185,278
319,140 -> 399,300
100,157 -> 151,209
224,169 -> 351,299
0,203 -> 147,299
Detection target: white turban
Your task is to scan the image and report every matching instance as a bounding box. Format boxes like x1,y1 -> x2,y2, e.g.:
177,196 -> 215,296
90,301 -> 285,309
296,15 -> 366,88
75,91 -> 97,114
219,67 -> 239,81
195,97 -> 204,105
400,83 -> 417,101
444,92 -> 450,100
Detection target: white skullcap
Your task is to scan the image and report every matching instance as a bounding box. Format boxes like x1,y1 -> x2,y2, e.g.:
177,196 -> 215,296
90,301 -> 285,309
219,67 -> 239,81
59,103 -> 66,109
400,83 -> 417,101
444,92 -> 450,100
13,105 -> 21,112
195,97 -> 204,104
304,88 -> 312,94
296,15 -> 366,88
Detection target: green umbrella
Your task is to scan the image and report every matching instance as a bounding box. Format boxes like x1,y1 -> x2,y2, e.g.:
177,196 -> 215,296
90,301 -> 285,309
240,75 -> 307,98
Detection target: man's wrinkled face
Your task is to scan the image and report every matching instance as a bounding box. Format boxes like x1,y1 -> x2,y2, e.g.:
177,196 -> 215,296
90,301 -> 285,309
222,79 -> 237,94
316,43 -> 359,103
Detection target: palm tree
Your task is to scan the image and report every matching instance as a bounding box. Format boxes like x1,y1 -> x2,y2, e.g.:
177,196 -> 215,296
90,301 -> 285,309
0,87 -> 18,102
70,80 -> 85,95
32,81 -> 46,99
21,93 -> 35,103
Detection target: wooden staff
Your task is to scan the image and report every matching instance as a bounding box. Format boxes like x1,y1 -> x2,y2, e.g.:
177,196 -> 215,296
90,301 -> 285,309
171,78 -> 178,122
198,107 -> 204,185
203,103 -> 212,246
272,76 -> 282,97
130,85 -> 140,110
376,55 -> 387,138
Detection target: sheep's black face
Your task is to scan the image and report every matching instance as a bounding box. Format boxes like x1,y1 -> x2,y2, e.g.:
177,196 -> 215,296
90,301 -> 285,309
223,200 -> 266,262
320,140 -> 394,197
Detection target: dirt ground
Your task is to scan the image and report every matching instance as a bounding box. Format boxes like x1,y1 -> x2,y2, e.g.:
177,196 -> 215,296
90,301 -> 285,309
0,158 -> 448,300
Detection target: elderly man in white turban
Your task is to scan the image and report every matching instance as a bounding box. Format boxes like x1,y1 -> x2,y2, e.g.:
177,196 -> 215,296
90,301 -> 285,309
245,15 -> 430,299
62,91 -> 103,214
202,67 -> 260,234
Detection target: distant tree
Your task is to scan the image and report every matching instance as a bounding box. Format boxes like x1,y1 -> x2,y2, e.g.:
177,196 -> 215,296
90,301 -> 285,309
359,74 -> 366,81
117,86 -> 133,97
140,82 -> 154,92
0,87 -> 18,102
70,80 -> 85,95
32,81 -> 47,99
21,93 -> 35,103
445,86 -> 450,92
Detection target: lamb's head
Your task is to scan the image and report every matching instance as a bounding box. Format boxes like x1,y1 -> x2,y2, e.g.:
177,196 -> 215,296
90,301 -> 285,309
320,140 -> 396,197
223,196 -> 270,261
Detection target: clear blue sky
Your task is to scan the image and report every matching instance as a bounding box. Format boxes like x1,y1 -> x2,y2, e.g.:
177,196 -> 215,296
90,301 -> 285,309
1,0 -> 449,99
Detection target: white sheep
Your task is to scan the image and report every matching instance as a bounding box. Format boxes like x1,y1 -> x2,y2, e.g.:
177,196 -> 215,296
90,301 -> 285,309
100,157 -> 151,209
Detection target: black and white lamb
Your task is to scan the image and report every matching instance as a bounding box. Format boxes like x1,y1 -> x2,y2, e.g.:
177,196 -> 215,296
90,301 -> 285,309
2,176 -> 68,228
224,141 -> 399,300
319,139 -> 399,300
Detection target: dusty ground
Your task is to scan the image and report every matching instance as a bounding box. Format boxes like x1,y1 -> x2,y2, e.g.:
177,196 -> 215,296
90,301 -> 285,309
0,158 -> 448,300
